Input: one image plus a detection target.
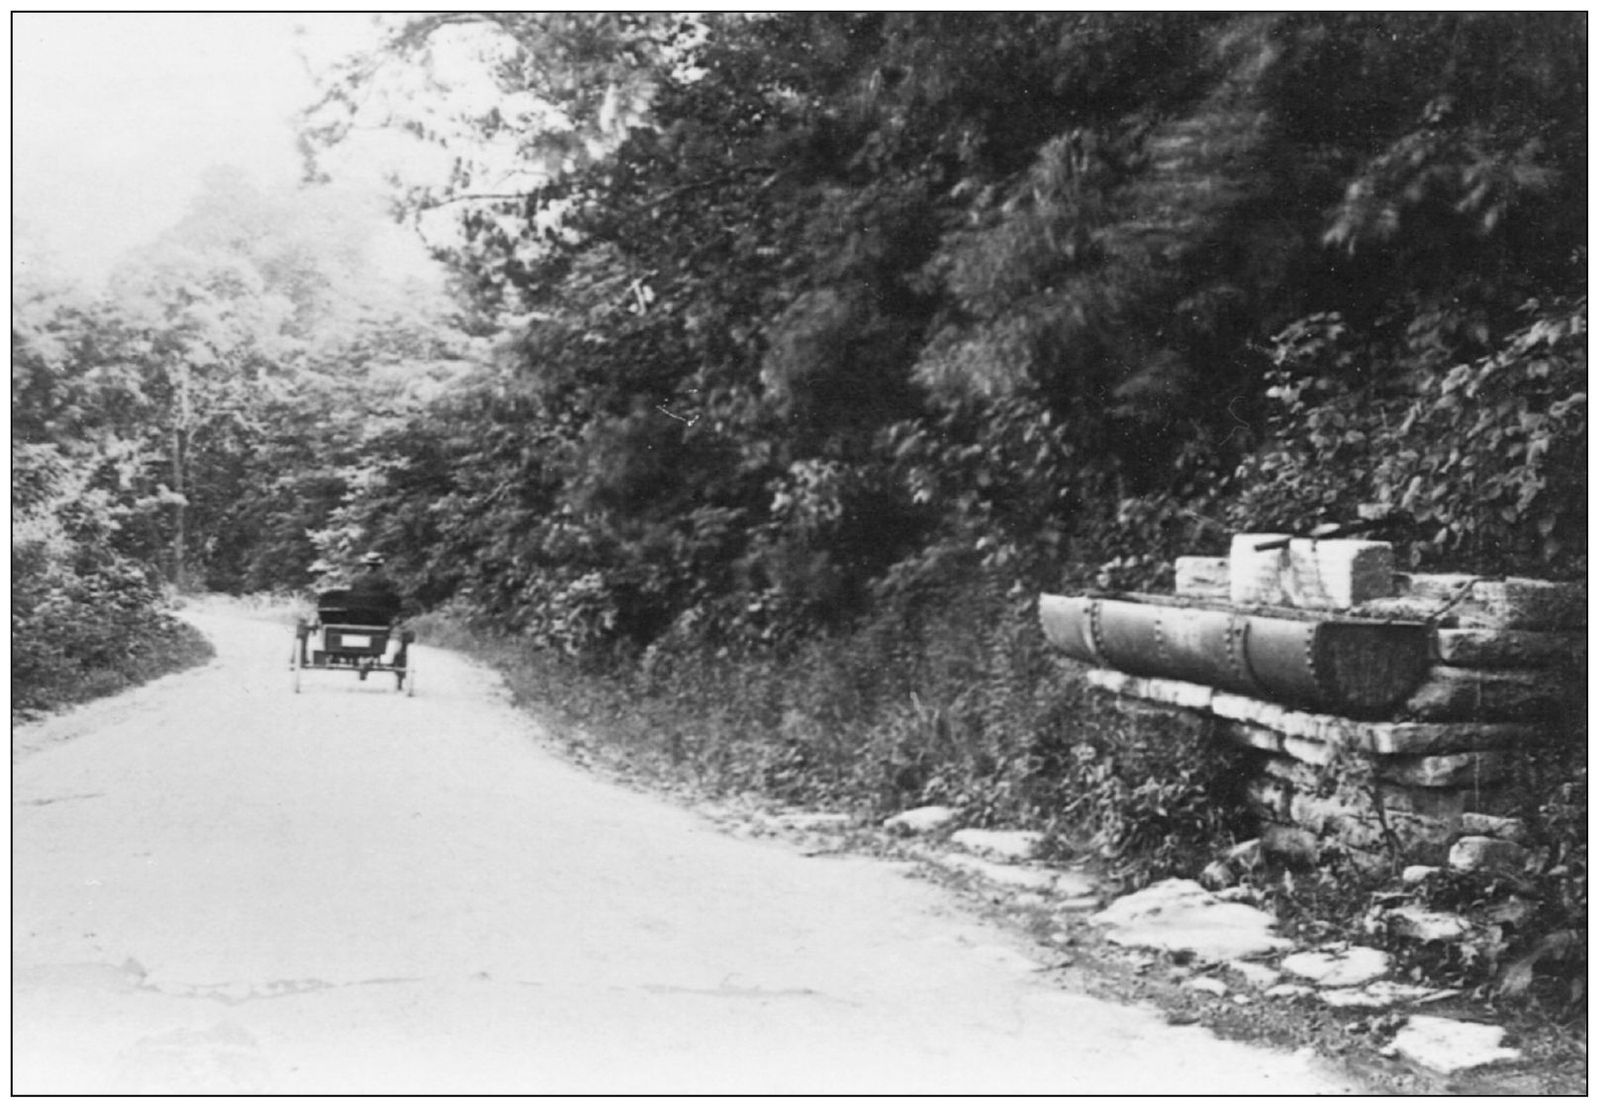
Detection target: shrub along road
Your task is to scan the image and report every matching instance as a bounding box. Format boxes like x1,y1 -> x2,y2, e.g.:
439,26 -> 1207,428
13,606 -> 1364,1095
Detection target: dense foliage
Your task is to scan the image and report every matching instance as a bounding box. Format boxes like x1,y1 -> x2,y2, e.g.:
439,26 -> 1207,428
11,174 -> 469,712
300,13 -> 1585,633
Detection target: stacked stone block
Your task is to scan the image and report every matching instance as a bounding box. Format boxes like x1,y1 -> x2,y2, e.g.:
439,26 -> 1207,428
1084,542 -> 1584,872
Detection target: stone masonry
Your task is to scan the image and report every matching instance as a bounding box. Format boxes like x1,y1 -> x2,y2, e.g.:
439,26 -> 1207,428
1081,540 -> 1585,872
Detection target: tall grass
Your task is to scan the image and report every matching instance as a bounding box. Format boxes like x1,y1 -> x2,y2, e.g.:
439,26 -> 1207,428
414,578 -> 1255,883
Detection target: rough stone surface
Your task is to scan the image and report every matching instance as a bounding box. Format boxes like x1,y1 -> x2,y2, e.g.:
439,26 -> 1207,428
1454,578 -> 1588,631
1090,879 -> 1293,962
1280,948 -> 1393,988
1209,693 -> 1290,731
1400,865 -> 1441,886
1230,535 -> 1395,609
931,853 -> 1058,892
1284,539 -> 1397,610
1284,795 -> 1452,862
1257,755 -> 1324,788
1085,667 -> 1136,696
1383,906 -> 1472,944
1264,983 -> 1315,1000
1242,777 -> 1292,821
1216,720 -> 1285,753
1227,961 -> 1281,989
1448,835 -> 1530,875
950,828 -> 1043,862
1400,574 -> 1480,602
1175,556 -> 1230,599
1281,736 -> 1338,767
1391,1015 -> 1520,1074
1399,667 -> 1565,723
1317,980 -> 1437,1009
1377,751 -> 1509,789
1458,813 -> 1529,843
1259,824 -> 1319,864
1377,785 -> 1466,820
1363,721 -> 1544,756
1223,711 -> 1540,758
1142,677 -> 1217,711
1228,533 -> 1293,606
1350,596 -> 1459,626
1186,976 -> 1229,997
1435,628 -> 1587,669
883,806 -> 960,836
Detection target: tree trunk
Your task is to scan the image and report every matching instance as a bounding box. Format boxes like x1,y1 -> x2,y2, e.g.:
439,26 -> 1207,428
171,363 -> 191,589
172,425 -> 186,587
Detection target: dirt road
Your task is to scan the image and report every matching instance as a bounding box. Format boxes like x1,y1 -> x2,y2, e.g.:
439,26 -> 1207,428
13,605 -> 1363,1094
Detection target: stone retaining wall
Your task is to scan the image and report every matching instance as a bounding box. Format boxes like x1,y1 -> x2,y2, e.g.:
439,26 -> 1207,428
1078,544 -> 1585,874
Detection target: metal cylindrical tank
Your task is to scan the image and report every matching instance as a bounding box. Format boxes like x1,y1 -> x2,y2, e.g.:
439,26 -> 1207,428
1242,615 -> 1430,717
1041,592 -> 1431,716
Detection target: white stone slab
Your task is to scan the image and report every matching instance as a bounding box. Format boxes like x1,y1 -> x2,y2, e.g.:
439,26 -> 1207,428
931,853 -> 1058,892
1391,1015 -> 1521,1074
1227,961 -> 1282,989
1280,947 -> 1392,987
882,806 -> 960,835
1317,980 -> 1437,1009
950,828 -> 1043,862
1090,879 -> 1293,962
1384,905 -> 1472,944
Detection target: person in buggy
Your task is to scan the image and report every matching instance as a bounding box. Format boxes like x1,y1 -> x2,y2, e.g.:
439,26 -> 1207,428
292,551 -> 415,691
347,551 -> 403,612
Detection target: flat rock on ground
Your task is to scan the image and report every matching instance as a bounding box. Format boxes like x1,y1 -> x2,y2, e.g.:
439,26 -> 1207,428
882,807 -> 959,835
1391,1016 -> 1520,1075
1089,879 -> 1293,962
1280,948 -> 1392,988
1317,981 -> 1437,1009
949,828 -> 1043,862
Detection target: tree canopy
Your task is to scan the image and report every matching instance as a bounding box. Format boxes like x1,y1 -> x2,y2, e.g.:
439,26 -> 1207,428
16,14 -> 1585,707
289,12 -> 1583,658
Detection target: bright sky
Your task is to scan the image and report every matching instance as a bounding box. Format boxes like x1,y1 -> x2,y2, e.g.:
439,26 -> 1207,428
12,12 -> 431,288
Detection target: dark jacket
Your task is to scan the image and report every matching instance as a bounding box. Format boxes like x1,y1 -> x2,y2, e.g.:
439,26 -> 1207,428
347,566 -> 402,606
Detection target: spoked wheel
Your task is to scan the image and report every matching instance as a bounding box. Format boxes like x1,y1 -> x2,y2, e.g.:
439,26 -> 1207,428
403,660 -> 417,697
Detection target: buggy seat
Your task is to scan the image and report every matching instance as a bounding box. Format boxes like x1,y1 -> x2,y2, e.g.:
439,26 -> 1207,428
316,588 -> 401,629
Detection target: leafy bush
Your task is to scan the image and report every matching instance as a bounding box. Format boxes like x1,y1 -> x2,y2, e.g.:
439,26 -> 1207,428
418,569 -> 1257,884
1233,297 -> 1586,575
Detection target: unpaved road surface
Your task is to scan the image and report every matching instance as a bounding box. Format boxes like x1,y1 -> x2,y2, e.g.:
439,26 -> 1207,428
14,607 -> 1364,1094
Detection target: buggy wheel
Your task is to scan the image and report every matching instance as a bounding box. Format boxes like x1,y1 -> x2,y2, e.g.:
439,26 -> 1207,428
290,636 -> 302,693
404,661 -> 417,697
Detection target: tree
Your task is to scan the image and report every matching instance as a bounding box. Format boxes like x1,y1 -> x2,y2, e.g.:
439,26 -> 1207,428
299,12 -> 1587,662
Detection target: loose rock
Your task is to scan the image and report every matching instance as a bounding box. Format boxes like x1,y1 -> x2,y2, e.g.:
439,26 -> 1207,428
1390,1015 -> 1521,1074
882,806 -> 960,835
1090,879 -> 1293,962
1384,905 -> 1471,944
1264,983 -> 1315,1000
1227,961 -> 1281,989
1317,981 -> 1437,1009
1280,947 -> 1392,988
1448,835 -> 1530,875
932,853 -> 1058,892
950,828 -> 1043,862
1457,813 -> 1529,843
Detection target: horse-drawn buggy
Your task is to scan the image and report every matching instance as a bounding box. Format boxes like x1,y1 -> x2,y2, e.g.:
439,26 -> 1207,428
291,588 -> 416,695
